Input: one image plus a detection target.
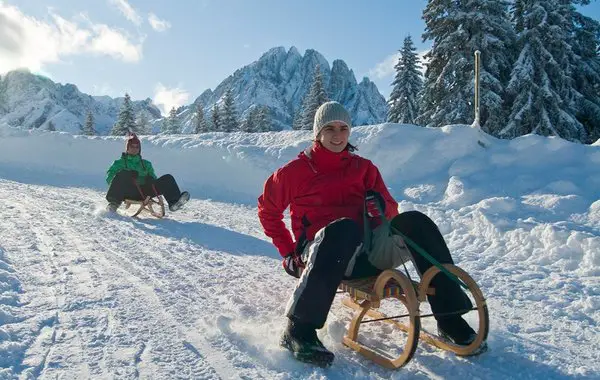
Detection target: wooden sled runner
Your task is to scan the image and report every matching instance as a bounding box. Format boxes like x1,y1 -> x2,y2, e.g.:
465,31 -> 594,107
339,264 -> 489,369
123,196 -> 165,218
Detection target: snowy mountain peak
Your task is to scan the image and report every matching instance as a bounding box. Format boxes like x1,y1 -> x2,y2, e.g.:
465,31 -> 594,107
178,46 -> 387,132
0,69 -> 161,134
0,47 -> 388,134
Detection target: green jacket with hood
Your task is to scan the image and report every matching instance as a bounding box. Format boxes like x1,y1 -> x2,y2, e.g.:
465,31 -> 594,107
106,153 -> 157,185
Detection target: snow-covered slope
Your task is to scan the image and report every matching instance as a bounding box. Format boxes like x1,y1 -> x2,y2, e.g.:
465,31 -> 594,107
0,123 -> 598,379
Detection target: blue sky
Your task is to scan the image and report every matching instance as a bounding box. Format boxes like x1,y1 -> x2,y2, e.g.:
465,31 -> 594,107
1,0 -> 599,115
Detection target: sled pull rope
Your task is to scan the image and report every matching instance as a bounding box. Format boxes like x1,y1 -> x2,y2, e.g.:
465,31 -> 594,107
363,205 -> 417,286
369,200 -> 469,291
390,220 -> 469,290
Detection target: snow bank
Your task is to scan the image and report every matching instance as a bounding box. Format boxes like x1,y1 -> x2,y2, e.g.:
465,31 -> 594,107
0,123 -> 598,274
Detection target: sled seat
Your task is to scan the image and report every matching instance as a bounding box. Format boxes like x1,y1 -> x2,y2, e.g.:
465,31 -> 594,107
340,274 -> 435,303
124,196 -> 165,218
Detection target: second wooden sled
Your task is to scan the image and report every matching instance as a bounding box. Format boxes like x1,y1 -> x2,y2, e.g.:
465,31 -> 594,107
338,264 -> 489,369
123,196 -> 165,218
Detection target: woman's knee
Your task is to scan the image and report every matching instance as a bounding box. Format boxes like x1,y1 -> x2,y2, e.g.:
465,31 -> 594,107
311,218 -> 361,259
392,210 -> 437,230
325,218 -> 360,236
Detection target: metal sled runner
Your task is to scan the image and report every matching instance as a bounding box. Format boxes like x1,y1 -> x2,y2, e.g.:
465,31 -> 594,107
123,196 -> 165,218
339,265 -> 489,369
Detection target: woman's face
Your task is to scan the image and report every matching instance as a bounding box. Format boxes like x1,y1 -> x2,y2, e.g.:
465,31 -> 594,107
127,142 -> 140,155
318,121 -> 349,153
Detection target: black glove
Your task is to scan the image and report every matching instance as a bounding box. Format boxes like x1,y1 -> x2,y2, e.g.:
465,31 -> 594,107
365,190 -> 385,218
282,253 -> 305,278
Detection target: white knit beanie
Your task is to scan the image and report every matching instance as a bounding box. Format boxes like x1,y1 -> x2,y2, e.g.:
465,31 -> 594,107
313,101 -> 352,139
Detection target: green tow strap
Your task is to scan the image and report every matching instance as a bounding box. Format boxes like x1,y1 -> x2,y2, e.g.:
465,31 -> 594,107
366,197 -> 469,291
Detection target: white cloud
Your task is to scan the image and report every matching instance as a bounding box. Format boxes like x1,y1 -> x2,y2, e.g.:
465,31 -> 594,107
153,83 -> 190,115
368,52 -> 400,79
0,4 -> 143,74
148,13 -> 171,32
368,49 -> 430,79
108,0 -> 142,26
88,23 -> 143,62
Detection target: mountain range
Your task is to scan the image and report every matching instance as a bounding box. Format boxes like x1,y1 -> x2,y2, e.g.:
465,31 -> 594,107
0,46 -> 389,134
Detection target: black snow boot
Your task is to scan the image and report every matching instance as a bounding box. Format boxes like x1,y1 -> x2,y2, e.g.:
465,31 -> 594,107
437,315 -> 476,345
169,191 -> 190,212
437,315 -> 488,354
280,318 -> 334,367
106,201 -> 120,213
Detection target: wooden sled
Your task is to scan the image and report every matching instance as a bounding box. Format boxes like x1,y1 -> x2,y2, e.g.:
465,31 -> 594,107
123,196 -> 165,218
339,264 -> 489,369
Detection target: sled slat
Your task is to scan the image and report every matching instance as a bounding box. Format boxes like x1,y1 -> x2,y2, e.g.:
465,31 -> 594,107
340,276 -> 434,302
124,196 -> 165,218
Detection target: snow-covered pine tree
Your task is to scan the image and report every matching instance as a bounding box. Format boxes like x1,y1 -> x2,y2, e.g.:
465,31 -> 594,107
82,111 -> 96,135
167,107 -> 180,134
503,0 -> 586,141
211,103 -> 221,132
242,106 -> 259,132
47,121 -> 56,131
417,0 -> 514,134
292,107 -> 303,130
194,103 -> 208,133
570,1 -> 600,143
256,106 -> 273,132
388,35 -> 423,124
111,93 -> 136,136
135,112 -> 151,135
302,65 -> 329,130
221,88 -> 239,132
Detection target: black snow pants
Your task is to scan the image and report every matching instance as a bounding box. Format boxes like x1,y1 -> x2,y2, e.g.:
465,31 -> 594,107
285,211 -> 472,329
106,170 -> 182,206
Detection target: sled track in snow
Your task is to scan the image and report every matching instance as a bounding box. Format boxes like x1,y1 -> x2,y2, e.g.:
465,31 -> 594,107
0,180 -> 243,379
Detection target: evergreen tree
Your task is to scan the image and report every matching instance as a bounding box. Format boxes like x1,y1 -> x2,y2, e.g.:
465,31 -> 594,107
297,92 -> 312,130
513,0 -> 526,33
221,88 -> 239,132
135,112 -> 151,135
503,0 -> 586,141
256,106 -> 273,132
417,0 -> 514,134
194,103 -> 208,133
111,93 -> 136,135
47,121 -> 56,131
211,103 -> 221,131
167,107 -> 180,134
570,3 -> 600,142
242,106 -> 260,132
292,107 -> 303,130
301,65 -> 329,130
82,111 -> 96,135
388,35 -> 424,124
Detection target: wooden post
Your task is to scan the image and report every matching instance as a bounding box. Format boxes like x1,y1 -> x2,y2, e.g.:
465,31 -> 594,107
474,50 -> 481,127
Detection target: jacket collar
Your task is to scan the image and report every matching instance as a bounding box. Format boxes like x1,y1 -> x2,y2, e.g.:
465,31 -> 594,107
122,152 -> 141,160
300,142 -> 352,173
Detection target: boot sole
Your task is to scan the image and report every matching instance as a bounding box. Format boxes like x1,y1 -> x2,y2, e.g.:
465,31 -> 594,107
281,338 -> 334,367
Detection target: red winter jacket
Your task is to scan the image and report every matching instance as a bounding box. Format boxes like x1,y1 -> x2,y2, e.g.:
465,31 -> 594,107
258,142 -> 399,257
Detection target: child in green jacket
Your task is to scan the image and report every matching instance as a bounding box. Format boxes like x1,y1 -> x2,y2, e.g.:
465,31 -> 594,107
105,133 -> 189,212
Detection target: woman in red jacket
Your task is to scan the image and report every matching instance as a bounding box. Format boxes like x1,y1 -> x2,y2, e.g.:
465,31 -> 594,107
258,101 -> 480,367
